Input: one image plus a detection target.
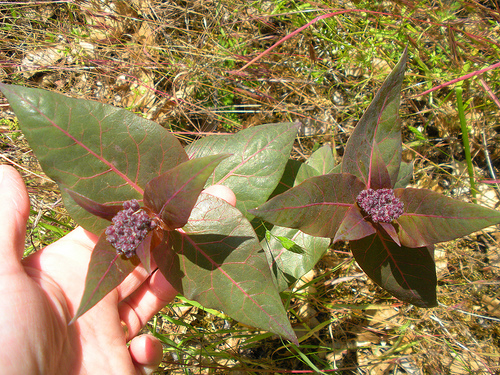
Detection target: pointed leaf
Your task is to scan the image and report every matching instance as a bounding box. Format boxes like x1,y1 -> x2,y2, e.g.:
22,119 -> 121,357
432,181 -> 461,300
378,222 -> 401,246
143,154 -> 230,229
250,173 -> 366,238
65,189 -> 121,221
295,161 -> 322,187
135,232 -> 153,274
262,226 -> 330,292
71,234 -> 138,323
367,143 -> 392,190
395,188 -> 500,248
351,233 -> 437,308
342,48 -> 407,187
305,144 -> 337,175
154,193 -> 297,343
334,205 -> 376,242
0,84 -> 188,233
185,122 -> 298,218
275,236 -> 305,254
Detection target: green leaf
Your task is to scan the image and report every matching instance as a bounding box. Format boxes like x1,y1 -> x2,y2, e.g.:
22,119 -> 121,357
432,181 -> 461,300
262,226 -> 330,292
276,236 -> 305,254
350,233 -> 437,308
305,144 -> 337,175
185,122 -> 298,219
143,154 -> 230,229
270,159 -> 306,198
396,188 -> 500,248
394,161 -> 413,189
0,84 -> 188,233
153,193 -> 297,344
295,161 -> 322,187
342,48 -> 407,188
288,145 -> 337,188
71,234 -> 139,323
250,173 -> 366,238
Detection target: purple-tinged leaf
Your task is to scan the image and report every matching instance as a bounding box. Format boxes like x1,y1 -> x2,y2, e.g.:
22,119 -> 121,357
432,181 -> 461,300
71,233 -> 138,323
394,161 -> 413,189
378,222 -> 401,246
262,226 -> 330,292
342,48 -> 407,187
0,84 -> 188,234
334,206 -> 376,243
154,193 -> 297,344
65,189 -> 121,221
143,154 -> 230,229
395,188 -> 500,248
250,173 -> 366,238
367,143 -> 392,190
351,233 -> 437,308
185,122 -> 298,218
135,232 -> 154,274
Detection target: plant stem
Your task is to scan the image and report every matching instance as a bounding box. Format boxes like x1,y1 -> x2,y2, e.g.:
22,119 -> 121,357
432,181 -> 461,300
456,86 -> 477,202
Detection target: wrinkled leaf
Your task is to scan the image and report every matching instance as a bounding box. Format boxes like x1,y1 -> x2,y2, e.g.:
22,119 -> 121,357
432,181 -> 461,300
262,226 -> 330,292
396,188 -> 500,248
185,122 -> 298,218
143,154 -> 230,229
0,83 -> 188,233
250,173 -> 366,238
342,48 -> 407,187
71,234 -> 139,322
351,233 -> 437,308
154,193 -> 297,344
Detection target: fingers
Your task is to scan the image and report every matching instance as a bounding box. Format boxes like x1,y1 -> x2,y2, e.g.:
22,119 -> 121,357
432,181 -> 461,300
203,184 -> 237,207
0,165 -> 30,271
129,334 -> 163,375
21,227 -> 101,313
118,270 -> 177,340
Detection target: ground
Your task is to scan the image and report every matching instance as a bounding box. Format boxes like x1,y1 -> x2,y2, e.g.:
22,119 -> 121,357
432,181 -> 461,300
1,1 -> 500,374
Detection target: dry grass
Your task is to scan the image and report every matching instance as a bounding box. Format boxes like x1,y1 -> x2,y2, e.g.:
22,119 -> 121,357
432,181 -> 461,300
1,0 -> 500,373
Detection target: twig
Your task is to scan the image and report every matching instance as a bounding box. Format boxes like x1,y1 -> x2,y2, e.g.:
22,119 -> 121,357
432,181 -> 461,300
410,61 -> 500,99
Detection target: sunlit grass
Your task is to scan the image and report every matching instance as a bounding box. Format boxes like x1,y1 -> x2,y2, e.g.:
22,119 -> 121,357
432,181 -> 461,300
1,0 -> 500,373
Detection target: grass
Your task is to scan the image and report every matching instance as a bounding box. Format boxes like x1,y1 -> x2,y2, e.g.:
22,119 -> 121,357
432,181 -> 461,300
1,0 -> 500,373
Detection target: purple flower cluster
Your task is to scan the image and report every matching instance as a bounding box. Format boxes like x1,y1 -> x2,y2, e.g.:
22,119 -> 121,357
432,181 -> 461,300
105,199 -> 156,258
356,188 -> 404,223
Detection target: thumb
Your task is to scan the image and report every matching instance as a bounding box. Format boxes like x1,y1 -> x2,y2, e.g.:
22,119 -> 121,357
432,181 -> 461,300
0,165 -> 30,270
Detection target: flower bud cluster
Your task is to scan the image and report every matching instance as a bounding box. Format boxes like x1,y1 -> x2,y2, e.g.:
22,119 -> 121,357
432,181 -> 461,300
105,199 -> 156,258
356,188 -> 404,223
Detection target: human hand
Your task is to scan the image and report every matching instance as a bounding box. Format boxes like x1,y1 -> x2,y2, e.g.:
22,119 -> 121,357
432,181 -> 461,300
0,165 -> 236,375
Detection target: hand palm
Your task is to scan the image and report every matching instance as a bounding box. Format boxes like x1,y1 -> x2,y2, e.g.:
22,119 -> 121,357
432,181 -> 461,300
0,166 -> 176,375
